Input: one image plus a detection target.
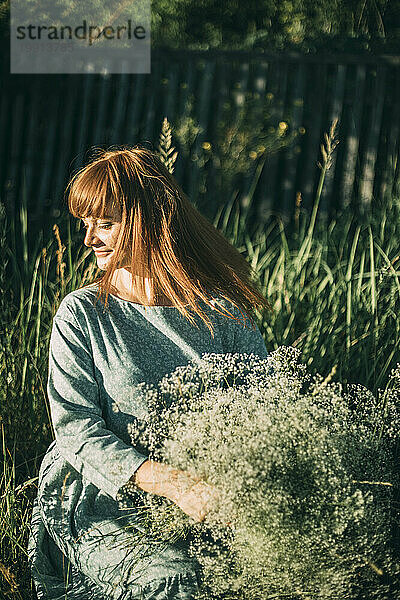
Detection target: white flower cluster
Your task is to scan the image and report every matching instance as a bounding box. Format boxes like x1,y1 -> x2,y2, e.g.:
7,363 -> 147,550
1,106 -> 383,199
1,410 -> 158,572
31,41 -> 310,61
120,348 -> 400,600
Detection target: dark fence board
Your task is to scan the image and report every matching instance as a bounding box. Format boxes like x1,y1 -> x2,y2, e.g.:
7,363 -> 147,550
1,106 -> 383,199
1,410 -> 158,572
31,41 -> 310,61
259,60 -> 289,219
322,63 -> 347,217
359,65 -> 387,207
0,47 -> 399,235
340,64 -> 367,209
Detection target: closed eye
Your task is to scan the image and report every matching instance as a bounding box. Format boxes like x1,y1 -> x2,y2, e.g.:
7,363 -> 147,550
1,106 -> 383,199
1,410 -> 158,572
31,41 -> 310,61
81,222 -> 113,230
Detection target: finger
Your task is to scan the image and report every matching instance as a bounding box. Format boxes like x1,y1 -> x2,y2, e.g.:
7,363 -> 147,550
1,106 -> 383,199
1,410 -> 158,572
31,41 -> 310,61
193,510 -> 206,523
183,469 -> 202,483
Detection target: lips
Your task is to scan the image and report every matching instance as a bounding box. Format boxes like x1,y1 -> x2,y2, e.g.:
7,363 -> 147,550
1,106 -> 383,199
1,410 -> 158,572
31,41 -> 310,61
94,250 -> 111,255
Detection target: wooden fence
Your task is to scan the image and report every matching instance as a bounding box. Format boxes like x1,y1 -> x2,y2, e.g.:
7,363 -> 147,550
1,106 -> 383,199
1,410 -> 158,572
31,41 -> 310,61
1,46 -> 399,235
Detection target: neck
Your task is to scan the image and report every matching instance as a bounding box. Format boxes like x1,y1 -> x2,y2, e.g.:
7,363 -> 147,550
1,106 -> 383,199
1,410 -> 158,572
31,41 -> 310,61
110,269 -> 173,306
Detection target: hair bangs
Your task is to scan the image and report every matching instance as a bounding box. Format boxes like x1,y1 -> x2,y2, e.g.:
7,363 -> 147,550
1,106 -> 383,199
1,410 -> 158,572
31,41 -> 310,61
69,144 -> 272,333
66,161 -> 121,221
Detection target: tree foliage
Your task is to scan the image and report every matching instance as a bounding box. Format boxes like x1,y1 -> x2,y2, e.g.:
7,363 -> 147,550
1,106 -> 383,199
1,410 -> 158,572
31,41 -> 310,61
150,0 -> 399,51
1,0 -> 399,52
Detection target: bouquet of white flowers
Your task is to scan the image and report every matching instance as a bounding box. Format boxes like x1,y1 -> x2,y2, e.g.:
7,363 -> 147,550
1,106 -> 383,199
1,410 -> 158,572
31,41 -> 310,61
119,347 -> 400,600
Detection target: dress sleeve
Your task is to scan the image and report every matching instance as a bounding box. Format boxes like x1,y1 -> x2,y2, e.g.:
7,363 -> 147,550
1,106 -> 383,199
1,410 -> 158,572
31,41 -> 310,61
47,313 -> 149,501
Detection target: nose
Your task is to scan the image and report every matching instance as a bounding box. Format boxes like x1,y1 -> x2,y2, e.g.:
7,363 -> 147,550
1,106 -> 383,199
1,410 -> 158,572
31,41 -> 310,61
83,229 -> 91,247
83,225 -> 99,247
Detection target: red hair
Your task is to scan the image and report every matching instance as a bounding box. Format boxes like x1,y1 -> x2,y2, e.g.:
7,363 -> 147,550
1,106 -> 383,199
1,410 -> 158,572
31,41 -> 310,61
65,145 -> 272,337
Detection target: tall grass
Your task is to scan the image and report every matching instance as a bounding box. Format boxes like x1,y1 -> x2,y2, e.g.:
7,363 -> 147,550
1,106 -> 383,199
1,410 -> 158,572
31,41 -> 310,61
214,120 -> 400,394
0,189 -> 99,599
1,120 -> 400,598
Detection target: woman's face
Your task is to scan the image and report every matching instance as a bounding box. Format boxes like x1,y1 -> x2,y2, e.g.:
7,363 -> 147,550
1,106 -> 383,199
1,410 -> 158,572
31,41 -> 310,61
81,215 -> 126,270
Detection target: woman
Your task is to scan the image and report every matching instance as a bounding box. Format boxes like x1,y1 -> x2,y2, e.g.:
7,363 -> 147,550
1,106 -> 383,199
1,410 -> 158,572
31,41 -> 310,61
28,145 -> 271,599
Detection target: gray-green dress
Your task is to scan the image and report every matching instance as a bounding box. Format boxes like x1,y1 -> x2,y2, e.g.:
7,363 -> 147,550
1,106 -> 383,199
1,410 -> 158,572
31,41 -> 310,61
28,283 -> 269,599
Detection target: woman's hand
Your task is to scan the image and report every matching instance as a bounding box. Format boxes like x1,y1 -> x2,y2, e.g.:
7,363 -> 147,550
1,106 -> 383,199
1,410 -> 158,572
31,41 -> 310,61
133,460 -> 221,522
172,477 -> 221,523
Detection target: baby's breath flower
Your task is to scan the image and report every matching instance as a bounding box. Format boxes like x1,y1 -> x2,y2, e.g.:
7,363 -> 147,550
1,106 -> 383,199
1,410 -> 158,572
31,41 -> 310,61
118,349 -> 400,600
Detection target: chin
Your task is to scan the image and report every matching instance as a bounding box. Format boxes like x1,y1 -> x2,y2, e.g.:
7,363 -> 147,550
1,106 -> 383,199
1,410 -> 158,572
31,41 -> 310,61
96,256 -> 111,269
